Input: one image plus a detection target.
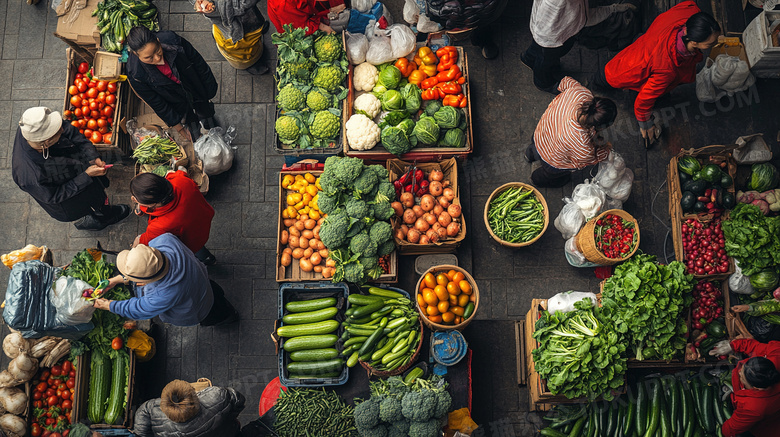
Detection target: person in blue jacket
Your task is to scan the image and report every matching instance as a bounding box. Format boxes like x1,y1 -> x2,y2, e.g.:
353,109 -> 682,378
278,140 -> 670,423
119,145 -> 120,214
93,233 -> 237,327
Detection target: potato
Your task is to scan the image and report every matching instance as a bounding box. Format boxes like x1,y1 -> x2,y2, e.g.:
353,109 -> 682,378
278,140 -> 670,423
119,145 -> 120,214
289,227 -> 301,237
283,219 -> 296,227
281,253 -> 292,267
319,249 -> 329,258
289,235 -> 300,248
283,247 -> 292,255
304,248 -> 314,258
304,219 -> 317,230
326,258 -> 336,268
314,265 -> 323,273
294,221 -> 306,231
292,248 -> 305,259
300,258 -> 313,272
302,230 -> 314,240
310,253 -> 322,265
280,230 -> 289,245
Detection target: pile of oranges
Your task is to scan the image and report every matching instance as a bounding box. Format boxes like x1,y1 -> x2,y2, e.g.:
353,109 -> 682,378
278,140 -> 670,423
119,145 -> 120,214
416,269 -> 476,326
63,61 -> 118,145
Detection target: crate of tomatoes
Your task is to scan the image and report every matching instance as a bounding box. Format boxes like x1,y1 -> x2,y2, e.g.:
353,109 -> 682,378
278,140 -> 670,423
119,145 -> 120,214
29,358 -> 77,437
62,48 -> 131,154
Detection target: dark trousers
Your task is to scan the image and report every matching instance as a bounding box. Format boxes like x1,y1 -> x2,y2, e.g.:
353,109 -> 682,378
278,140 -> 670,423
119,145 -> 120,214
591,65 -> 615,91
526,141 -> 573,188
200,280 -> 238,326
523,38 -> 576,91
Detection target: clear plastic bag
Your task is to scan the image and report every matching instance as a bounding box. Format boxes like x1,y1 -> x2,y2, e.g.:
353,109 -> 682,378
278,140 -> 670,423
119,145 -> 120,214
603,196 -> 623,211
696,59 -> 726,103
389,24 -> 416,59
417,13 -> 442,33
554,199 -> 585,240
547,290 -> 599,313
353,0 -> 377,13
50,276 -> 95,326
403,0 -> 420,24
366,35 -> 395,65
733,135 -> 772,164
346,32 -> 369,64
607,168 -> 634,202
193,126 -> 236,176
564,238 -> 600,268
125,118 -> 166,150
729,261 -> 755,295
571,180 -> 606,219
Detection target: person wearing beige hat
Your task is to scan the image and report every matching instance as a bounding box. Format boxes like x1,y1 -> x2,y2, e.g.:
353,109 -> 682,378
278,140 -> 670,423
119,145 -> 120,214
93,233 -> 238,326
12,106 -> 131,230
133,380 -> 245,437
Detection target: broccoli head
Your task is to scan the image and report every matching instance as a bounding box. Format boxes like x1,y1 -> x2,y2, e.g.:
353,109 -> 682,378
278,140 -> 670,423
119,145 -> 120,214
349,232 -> 372,256
353,168 -> 379,199
346,220 -> 366,238
359,255 -> 383,279
387,427 -> 407,437
344,262 -> 366,283
319,210 -> 350,249
377,239 -> 396,257
334,157 -> 365,186
369,164 -> 390,182
359,424 -> 388,437
379,397 -> 402,423
373,201 -> 395,221
317,191 -> 340,215
432,390 -> 452,419
401,390 -> 435,422
375,181 -> 396,203
354,398 -> 381,430
408,418 -> 442,437
346,198 -> 369,219
369,221 -> 393,245
389,418 -> 410,435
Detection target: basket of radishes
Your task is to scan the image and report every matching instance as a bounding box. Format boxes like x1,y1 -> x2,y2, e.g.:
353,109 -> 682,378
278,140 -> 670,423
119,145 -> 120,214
387,158 -> 466,254
679,217 -> 733,277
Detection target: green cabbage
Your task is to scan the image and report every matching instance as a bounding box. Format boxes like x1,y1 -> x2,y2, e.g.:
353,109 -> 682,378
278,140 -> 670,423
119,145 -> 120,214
381,90 -> 404,111
378,110 -> 409,129
379,65 -> 402,90
372,83 -> 388,99
401,83 -> 422,114
439,128 -> 466,148
433,106 -> 461,129
424,101 -> 442,117
397,118 -> 415,137
412,116 -> 440,146
381,126 -> 412,156
749,163 -> 779,192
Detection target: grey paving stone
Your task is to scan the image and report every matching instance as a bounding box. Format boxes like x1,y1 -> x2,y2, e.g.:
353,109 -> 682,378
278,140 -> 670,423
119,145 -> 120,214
43,8 -> 68,60
2,35 -> 18,61
0,61 -> 14,100
15,3 -> 50,59
252,279 -> 277,320
12,59 -> 66,89
241,201 -> 278,238
238,319 -> 269,356
179,326 -> 199,381
205,202 -> 243,249
206,263 -> 234,279
249,105 -> 267,202
0,169 -> 31,203
4,0 -> 21,35
196,325 -> 213,377
236,72 -> 253,103
26,201 -> 71,250
169,0 -> 198,14
207,61 -> 222,104
220,61 -> 236,103
184,12 -> 209,31
179,31 -> 222,61
0,202 -> 29,248
251,72 -> 274,103
167,14 -> 185,32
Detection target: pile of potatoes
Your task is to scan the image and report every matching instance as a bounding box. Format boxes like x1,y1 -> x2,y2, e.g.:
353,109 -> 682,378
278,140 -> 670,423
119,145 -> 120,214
279,215 -> 336,278
392,168 -> 463,245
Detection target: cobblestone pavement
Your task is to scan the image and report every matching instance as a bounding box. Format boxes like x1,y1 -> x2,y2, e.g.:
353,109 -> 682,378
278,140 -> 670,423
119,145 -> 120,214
1,0 -> 779,434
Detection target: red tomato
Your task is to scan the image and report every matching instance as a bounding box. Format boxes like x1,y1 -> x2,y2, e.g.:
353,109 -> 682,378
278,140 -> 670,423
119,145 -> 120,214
73,108 -> 82,118
51,365 -> 62,376
76,80 -> 87,93
102,106 -> 114,117
81,99 -> 90,108
84,128 -> 93,138
61,390 -> 70,400
41,370 -> 50,380
91,131 -> 103,144
36,382 -> 47,392
69,370 -> 76,378
98,126 -> 108,134
75,73 -> 83,80
33,391 -> 42,400
68,85 -> 78,96
97,91 -> 106,102
77,62 -> 89,74
107,82 -> 117,93
111,337 -> 124,350
66,379 -> 75,389
45,388 -> 55,397
34,400 -> 43,408
97,80 -> 108,91
69,96 -> 81,107
79,129 -> 84,135
86,119 -> 97,130
62,360 -> 72,373
50,433 -> 62,437
62,399 -> 72,409
77,119 -> 86,128
47,396 -> 58,407
63,431 -> 70,437
31,423 -> 42,437
89,101 -> 99,111
63,110 -> 73,120
43,430 -> 52,437
88,80 -> 97,88
103,132 -> 113,143
106,94 -> 117,105
96,118 -> 107,128
86,88 -> 98,99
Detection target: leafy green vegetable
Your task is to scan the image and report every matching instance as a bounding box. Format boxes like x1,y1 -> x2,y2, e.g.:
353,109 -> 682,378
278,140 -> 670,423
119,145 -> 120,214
433,106 -> 461,129
396,119 -> 415,137
723,204 -> 780,276
400,83 -> 422,114
381,126 -> 412,156
378,111 -> 409,130
532,299 -> 626,401
438,128 -> 466,148
601,253 -> 694,361
411,117 -> 439,146
379,66 -> 402,90
381,90 -> 404,112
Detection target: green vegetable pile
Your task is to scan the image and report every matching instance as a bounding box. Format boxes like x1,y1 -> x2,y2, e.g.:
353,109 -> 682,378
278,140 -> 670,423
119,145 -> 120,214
318,156 -> 396,284
93,0 -> 159,53
533,299 -> 626,401
132,136 -> 181,166
354,376 -> 451,437
601,253 -> 694,361
486,186 -> 546,243
273,388 -> 358,437
272,25 -> 349,149
723,203 -> 780,277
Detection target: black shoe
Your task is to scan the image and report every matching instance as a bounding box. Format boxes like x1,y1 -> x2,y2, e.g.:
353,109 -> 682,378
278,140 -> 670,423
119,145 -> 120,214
195,247 -> 217,266
524,146 -> 536,163
245,61 -> 269,75
74,215 -> 107,231
213,310 -> 239,327
100,205 -> 131,227
520,52 -> 535,70
481,42 -> 499,60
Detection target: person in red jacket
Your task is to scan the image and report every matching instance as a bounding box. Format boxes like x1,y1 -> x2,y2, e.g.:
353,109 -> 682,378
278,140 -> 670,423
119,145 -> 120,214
267,0 -> 344,35
592,1 -> 720,145
130,170 -> 216,265
709,338 -> 780,437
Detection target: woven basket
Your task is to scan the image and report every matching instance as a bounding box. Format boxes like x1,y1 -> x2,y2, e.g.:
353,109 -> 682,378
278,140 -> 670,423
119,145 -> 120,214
484,182 -> 549,248
414,265 -> 479,331
575,209 -> 640,265
359,318 -> 424,377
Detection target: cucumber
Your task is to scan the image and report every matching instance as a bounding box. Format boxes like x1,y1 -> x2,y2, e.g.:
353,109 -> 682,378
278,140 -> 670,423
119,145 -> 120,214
680,379 -> 693,436
669,378 -> 680,435
606,401 -> 617,436
357,322 -> 386,356
282,307 -> 338,325
584,405 -> 594,437
635,382 -> 648,437
282,334 -> 338,352
702,383 -> 716,433
103,353 -> 127,424
624,392 -> 636,436
276,320 -> 339,337
289,348 -> 339,362
346,351 -> 359,367
616,403 -> 626,437
343,336 -> 367,347
404,367 -> 424,384
285,297 -> 337,313
351,301 -> 386,319
598,403 -> 608,436
367,287 -> 405,299
644,380 -> 661,437
87,350 -> 111,424
540,429 -> 567,437
348,294 -> 385,306
286,358 -> 344,375
139,8 -> 157,19
589,403 -> 598,437
659,393 -> 672,437
722,396 -> 732,420
568,416 -> 586,437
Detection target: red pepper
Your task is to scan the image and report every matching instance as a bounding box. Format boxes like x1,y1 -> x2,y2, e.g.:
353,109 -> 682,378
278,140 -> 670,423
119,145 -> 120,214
421,77 -> 439,89
435,65 -> 461,82
440,82 -> 462,95
457,76 -> 465,85
442,95 -> 459,107
422,89 -> 438,100
458,95 -> 468,108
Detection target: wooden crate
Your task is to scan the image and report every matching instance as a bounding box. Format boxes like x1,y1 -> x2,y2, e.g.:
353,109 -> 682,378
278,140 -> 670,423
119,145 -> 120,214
275,170 -> 398,283
343,47 -> 473,161
387,158 -> 466,254
514,321 -> 527,386
75,351 -> 136,429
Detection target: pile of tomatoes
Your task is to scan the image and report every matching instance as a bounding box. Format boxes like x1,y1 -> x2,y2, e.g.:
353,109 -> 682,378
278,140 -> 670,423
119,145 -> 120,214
594,213 -> 637,259
416,269 -> 476,326
30,360 -> 76,437
64,62 -> 117,145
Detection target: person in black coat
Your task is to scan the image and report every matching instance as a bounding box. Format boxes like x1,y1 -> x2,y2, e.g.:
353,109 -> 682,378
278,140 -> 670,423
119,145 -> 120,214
12,107 -> 130,231
126,27 -> 219,138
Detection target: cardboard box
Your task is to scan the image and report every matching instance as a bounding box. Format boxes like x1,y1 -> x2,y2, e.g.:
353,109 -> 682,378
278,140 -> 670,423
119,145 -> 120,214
75,351 -> 136,429
56,0 -> 101,48
93,51 -> 122,81
744,11 -> 780,78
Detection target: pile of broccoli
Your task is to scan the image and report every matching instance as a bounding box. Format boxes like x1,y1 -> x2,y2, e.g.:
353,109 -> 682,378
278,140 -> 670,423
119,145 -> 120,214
353,376 -> 453,437
318,156 -> 397,284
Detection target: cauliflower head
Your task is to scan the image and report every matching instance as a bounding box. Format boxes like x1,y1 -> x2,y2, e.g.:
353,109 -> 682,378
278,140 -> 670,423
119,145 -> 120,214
306,89 -> 332,111
277,84 -> 305,111
314,33 -> 343,63
354,93 -> 382,119
310,111 -> 340,139
354,62 -> 379,92
346,114 -> 380,151
312,65 -> 344,93
275,116 -> 300,143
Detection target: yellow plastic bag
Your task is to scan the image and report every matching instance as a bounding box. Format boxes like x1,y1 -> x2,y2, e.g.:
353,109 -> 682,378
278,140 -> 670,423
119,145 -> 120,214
448,408 -> 478,434
212,25 -> 264,69
2,245 -> 45,269
127,329 -> 154,360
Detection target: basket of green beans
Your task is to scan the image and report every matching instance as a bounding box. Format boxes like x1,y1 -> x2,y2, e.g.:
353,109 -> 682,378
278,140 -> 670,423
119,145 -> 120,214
132,136 -> 185,174
484,182 -> 549,247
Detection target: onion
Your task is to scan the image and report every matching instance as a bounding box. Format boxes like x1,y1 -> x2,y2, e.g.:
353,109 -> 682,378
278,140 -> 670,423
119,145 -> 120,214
428,169 -> 444,182
426,229 -> 439,243
433,204 -> 444,216
447,222 -> 460,237
442,187 -> 455,201
0,413 -> 27,437
8,351 -> 37,383
403,209 -> 417,225
448,204 -> 462,218
419,235 -> 430,244
400,192 -> 415,208
2,334 -> 29,360
415,218 -> 430,233
774,287 -> 780,301
424,213 -> 437,226
438,211 -> 452,227
400,225 -> 409,237
435,225 -> 448,239
407,229 -> 421,243
420,195 -> 436,212
395,229 -> 406,241
391,201 -> 404,217
412,205 -> 424,218
429,181 -> 443,197
0,388 -> 26,415
438,196 -> 450,208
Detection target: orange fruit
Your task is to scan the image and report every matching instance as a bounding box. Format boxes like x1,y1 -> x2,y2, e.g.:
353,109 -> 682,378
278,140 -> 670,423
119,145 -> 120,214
434,285 -> 448,302
436,273 -> 449,286
423,291 -> 438,306
446,282 -> 461,296
437,301 -> 450,313
426,306 -> 440,316
416,293 -> 427,308
452,272 -> 466,283
448,294 -> 458,305
423,273 -> 436,289
441,311 -> 455,323
428,315 -> 443,323
451,306 -> 465,316
455,316 -> 463,324
459,280 -> 472,295
447,269 -> 458,280
458,294 -> 470,307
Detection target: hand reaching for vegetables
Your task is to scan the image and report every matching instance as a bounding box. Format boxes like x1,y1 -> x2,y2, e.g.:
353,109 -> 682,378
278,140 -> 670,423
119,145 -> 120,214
731,304 -> 750,313
86,164 -> 108,177
92,298 -> 112,311
709,340 -> 733,356
640,125 -> 661,144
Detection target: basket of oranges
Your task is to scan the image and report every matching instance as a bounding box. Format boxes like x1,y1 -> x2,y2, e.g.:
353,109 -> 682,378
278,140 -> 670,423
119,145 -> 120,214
414,265 -> 478,331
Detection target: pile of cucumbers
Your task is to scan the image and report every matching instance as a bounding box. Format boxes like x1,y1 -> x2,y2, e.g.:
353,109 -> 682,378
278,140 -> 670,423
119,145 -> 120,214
541,374 -> 733,437
93,0 -> 159,53
341,287 -> 421,373
278,296 -> 344,379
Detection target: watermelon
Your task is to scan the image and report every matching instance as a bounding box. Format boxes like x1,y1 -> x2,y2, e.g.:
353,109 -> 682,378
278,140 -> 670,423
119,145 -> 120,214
700,164 -> 722,183
749,163 -> 779,192
678,156 -> 702,176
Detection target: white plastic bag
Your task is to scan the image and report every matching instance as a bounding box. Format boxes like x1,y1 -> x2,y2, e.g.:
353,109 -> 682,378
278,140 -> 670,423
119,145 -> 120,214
711,55 -> 739,87
366,35 -> 395,65
733,135 -> 772,164
547,291 -> 599,314
696,59 -> 726,103
554,199 -> 585,240
346,32 -> 369,65
729,261 -> 755,295
594,151 -> 633,202
353,0 -> 377,13
607,168 -> 634,202
389,24 -> 416,59
417,13 -> 442,33
603,196 -> 623,211
194,126 -> 236,176
403,0 -> 420,24
50,276 -> 95,326
571,180 -> 606,219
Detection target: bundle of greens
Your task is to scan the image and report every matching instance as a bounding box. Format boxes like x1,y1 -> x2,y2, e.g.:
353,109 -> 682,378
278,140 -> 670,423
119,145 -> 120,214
318,157 -> 396,284
273,388 -> 358,437
723,203 -> 780,276
532,299 -> 626,401
132,137 -> 181,166
601,253 -> 694,361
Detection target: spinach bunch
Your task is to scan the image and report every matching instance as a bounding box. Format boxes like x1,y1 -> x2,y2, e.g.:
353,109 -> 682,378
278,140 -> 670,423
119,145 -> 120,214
602,253 -> 694,361
723,204 -> 780,276
532,300 -> 626,401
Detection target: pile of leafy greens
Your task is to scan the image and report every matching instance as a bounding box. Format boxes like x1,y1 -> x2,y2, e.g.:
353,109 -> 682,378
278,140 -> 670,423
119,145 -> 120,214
64,250 -> 131,359
601,253 -> 694,361
532,299 -> 626,401
722,203 -> 780,276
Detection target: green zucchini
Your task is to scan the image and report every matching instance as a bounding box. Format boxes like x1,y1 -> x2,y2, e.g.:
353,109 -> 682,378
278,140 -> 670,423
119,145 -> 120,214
103,353 -> 127,425
276,320 -> 339,337
350,301 -> 386,319
87,350 -> 111,424
404,367 -> 424,384
722,396 -> 732,420
282,334 -> 338,352
139,8 -> 157,19
680,379 -> 693,437
624,392 -> 636,436
286,358 -> 344,375
659,394 -> 672,437
643,381 -> 661,437
606,401 -> 617,436
289,348 -> 339,362
282,307 -> 337,325
616,403 -> 626,437
347,294 -> 385,306
568,416 -> 586,437
702,383 -> 716,433
357,323 -> 386,356
635,382 -> 648,437
285,297 -> 336,313
367,287 -> 405,299
540,428 -> 567,437
669,378 -> 680,435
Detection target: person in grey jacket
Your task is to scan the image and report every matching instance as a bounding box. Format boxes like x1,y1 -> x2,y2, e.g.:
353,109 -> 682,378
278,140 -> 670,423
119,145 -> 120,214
133,380 -> 245,437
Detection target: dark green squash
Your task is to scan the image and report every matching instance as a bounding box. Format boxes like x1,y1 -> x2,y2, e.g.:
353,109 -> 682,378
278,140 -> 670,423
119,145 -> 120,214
687,180 -> 707,196
720,173 -> 733,188
693,201 -> 707,212
678,156 -> 702,176
679,171 -> 692,185
722,192 -> 735,209
680,191 -> 696,212
700,164 -> 723,183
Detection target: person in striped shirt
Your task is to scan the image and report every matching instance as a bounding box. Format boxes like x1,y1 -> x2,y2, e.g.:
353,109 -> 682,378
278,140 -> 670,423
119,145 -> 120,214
525,77 -> 616,187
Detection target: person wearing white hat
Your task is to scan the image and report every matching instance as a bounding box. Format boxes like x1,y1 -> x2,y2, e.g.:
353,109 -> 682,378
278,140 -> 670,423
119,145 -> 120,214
93,233 -> 238,327
12,106 -> 131,230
